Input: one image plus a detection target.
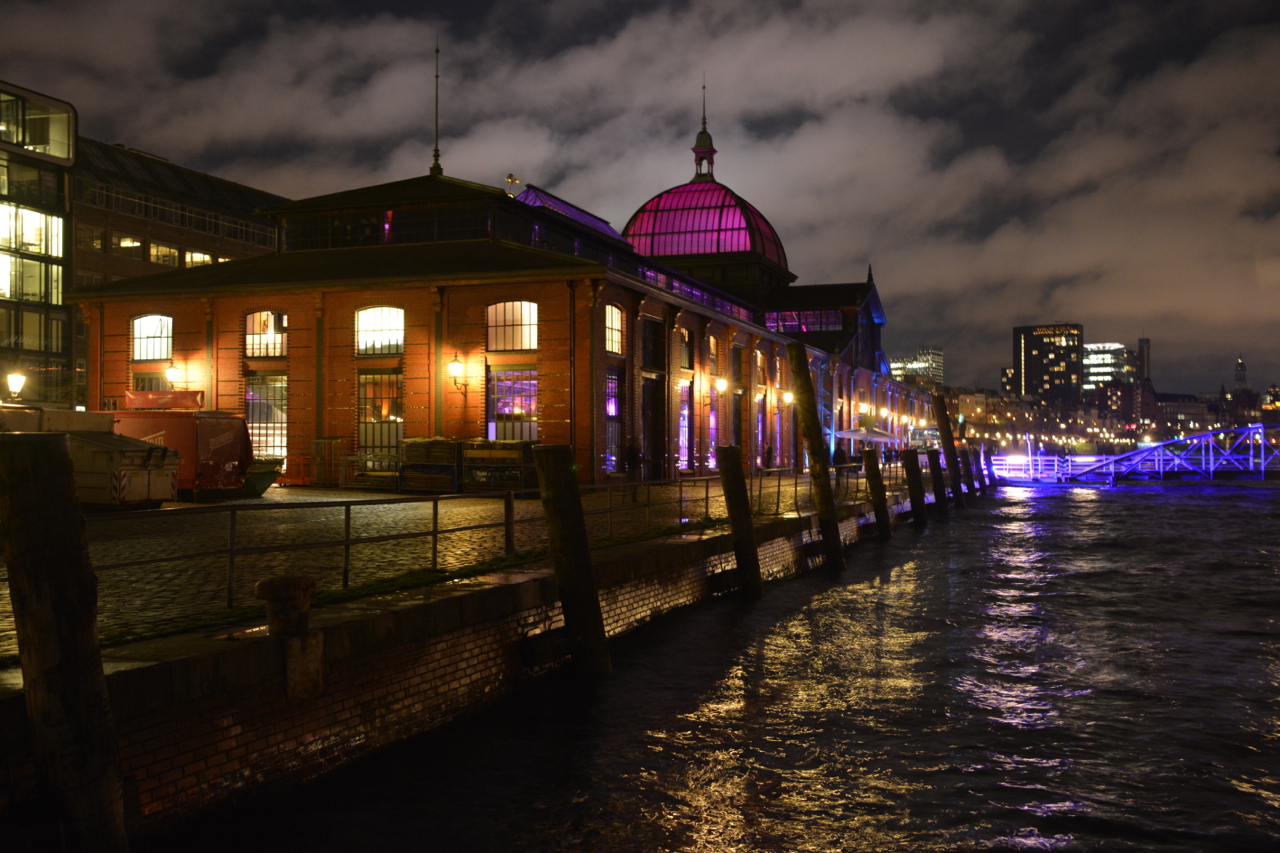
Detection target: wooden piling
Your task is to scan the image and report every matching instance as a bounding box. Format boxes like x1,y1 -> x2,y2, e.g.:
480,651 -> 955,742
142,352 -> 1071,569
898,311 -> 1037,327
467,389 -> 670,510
0,434 -> 129,852
932,394 -> 966,508
960,446 -> 979,498
531,445 -> 611,677
926,447 -> 948,517
902,448 -> 928,527
786,342 -> 845,570
972,443 -> 989,494
716,445 -> 764,598
862,448 -> 893,540
985,443 -> 1000,488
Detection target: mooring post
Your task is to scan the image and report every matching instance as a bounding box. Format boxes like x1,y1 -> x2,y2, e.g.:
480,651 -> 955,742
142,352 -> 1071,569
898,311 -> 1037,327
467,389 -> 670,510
0,434 -> 129,852
960,446 -> 978,498
532,445 -> 611,677
971,443 -> 989,494
984,443 -> 1000,488
932,394 -> 965,509
861,448 -> 892,540
926,447 -> 948,517
716,445 -> 764,599
254,575 -> 324,702
902,448 -> 928,527
786,342 -> 845,570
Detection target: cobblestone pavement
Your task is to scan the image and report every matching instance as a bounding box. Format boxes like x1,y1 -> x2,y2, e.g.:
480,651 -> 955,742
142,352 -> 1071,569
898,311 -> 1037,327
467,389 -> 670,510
0,470 -> 884,657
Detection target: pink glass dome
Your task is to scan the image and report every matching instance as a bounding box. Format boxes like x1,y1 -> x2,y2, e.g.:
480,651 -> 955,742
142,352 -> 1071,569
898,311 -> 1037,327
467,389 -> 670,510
623,181 -> 788,270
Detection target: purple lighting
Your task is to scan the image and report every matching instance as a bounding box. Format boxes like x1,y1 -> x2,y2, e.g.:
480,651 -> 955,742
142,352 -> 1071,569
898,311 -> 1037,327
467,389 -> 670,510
623,182 -> 788,269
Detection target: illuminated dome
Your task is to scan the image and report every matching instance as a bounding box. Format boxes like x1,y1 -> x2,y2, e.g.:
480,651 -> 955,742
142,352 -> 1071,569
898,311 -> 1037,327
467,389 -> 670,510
622,123 -> 788,270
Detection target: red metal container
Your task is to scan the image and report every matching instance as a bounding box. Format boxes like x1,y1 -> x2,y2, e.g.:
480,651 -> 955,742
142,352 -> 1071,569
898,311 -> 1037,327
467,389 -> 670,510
112,410 -> 252,492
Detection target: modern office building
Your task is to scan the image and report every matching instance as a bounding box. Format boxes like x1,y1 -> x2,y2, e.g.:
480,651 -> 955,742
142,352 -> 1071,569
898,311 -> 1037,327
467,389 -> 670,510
1082,342 -> 1137,391
890,346 -> 944,388
0,80 -> 76,406
79,122 -> 932,483
1006,323 -> 1084,401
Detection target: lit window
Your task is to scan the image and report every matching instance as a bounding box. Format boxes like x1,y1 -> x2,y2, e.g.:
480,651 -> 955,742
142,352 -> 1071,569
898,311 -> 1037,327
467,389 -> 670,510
112,233 -> 143,260
185,251 -> 212,267
18,208 -> 60,256
604,304 -> 622,355
150,242 -> 179,267
487,301 -> 537,351
0,203 -> 14,249
356,306 -> 403,355
132,314 -> 172,361
488,369 -> 538,440
246,311 -> 287,357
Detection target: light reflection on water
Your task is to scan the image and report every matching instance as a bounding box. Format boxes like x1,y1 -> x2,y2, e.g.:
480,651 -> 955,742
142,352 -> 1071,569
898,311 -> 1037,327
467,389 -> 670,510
142,484 -> 1280,853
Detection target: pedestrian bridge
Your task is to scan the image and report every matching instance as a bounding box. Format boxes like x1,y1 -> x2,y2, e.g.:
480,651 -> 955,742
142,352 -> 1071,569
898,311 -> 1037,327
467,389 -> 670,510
992,423 -> 1280,483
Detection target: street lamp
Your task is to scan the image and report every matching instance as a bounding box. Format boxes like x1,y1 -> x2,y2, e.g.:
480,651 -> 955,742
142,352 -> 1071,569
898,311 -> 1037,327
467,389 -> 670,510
165,359 -> 181,388
6,372 -> 24,402
714,377 -> 728,393
782,391 -> 794,405
449,353 -> 468,392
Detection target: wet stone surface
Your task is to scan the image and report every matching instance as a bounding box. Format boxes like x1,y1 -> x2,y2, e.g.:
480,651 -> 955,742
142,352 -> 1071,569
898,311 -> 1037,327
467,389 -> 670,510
0,474 -> 873,657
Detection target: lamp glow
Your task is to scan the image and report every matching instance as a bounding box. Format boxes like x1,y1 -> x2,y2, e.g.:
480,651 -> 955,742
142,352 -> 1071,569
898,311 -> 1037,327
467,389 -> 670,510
6,373 -> 25,400
164,362 -> 180,385
448,354 -> 463,378
879,407 -> 888,418
782,391 -> 794,405
714,378 -> 728,393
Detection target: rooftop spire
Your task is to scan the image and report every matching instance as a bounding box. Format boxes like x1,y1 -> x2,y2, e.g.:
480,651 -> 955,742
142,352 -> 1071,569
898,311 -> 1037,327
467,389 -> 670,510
430,37 -> 443,176
692,74 -> 717,181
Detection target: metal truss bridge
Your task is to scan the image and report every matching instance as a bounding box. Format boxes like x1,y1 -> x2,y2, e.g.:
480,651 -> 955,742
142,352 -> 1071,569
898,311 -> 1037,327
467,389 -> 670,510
991,423 -> 1280,484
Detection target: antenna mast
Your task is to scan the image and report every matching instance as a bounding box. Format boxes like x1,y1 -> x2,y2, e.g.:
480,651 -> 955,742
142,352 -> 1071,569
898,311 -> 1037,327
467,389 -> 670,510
431,37 -> 443,176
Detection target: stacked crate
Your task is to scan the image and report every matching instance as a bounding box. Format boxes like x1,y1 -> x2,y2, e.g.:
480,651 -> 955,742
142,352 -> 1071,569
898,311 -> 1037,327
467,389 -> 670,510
400,438 -> 462,492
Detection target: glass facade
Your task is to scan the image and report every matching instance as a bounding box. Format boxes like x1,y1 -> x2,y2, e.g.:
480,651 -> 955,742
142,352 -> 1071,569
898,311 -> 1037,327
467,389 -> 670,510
623,181 -> 787,268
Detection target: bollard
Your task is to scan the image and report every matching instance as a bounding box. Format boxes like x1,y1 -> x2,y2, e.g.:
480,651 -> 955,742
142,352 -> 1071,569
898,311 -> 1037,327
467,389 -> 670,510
902,448 -> 928,527
862,448 -> 892,540
532,445 -> 611,677
985,443 -> 1000,488
254,575 -> 318,637
960,446 -> 978,498
786,343 -> 845,569
0,434 -> 129,853
255,575 -> 324,701
926,447 -> 949,517
932,394 -> 965,508
716,445 -> 764,599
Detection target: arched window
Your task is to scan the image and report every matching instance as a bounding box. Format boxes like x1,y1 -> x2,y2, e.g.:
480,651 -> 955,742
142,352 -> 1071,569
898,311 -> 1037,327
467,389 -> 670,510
132,314 -> 172,361
487,301 -> 537,351
604,304 -> 623,355
356,306 -> 404,355
245,310 -> 287,357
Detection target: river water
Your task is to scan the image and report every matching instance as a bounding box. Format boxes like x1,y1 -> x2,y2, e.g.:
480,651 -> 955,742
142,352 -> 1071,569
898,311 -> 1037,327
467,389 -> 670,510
140,483 -> 1280,852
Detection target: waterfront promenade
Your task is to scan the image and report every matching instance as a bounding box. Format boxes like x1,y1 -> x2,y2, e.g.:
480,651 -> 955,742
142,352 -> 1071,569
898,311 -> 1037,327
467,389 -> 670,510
0,469 -> 881,658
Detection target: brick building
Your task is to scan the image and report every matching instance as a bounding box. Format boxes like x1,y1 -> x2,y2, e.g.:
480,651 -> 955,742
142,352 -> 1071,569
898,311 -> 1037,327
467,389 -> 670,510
78,126 -> 930,484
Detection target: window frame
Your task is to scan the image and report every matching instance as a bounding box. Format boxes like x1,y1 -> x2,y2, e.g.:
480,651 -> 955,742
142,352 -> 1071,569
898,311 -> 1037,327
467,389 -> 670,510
131,314 -> 173,361
355,306 -> 404,356
486,301 -> 538,352
604,304 -> 623,355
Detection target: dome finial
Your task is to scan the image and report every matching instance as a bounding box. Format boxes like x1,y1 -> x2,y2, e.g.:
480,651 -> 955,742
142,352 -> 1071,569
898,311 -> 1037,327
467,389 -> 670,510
430,37 -> 443,176
692,74 -> 717,181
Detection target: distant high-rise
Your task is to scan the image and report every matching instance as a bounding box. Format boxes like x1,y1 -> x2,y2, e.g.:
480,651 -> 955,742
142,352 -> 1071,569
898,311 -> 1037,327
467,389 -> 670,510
1137,337 -> 1151,382
1083,343 -> 1138,390
1008,324 -> 1084,400
1235,356 -> 1248,390
890,346 -> 944,386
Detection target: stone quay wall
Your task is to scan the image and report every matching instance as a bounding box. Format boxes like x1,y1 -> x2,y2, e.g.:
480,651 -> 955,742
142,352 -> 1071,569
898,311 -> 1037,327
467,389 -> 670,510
0,493 -> 908,836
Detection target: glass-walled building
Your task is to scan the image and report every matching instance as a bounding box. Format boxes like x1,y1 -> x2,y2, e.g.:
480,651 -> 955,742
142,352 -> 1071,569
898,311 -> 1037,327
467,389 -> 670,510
0,81 -> 75,405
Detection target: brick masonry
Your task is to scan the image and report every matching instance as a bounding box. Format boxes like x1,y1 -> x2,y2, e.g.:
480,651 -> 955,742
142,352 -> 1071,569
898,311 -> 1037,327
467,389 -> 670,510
0,493 -> 912,838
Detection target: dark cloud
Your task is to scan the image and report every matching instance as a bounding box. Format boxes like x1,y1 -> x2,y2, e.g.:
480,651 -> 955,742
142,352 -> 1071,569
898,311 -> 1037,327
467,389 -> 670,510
5,0 -> 1279,392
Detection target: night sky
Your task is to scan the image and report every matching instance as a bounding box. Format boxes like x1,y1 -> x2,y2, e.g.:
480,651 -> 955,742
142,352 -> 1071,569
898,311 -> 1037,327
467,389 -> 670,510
6,0 -> 1279,392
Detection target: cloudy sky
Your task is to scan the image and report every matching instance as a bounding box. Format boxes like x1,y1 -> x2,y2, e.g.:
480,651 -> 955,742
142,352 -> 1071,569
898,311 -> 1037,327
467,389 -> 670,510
6,0 -> 1279,392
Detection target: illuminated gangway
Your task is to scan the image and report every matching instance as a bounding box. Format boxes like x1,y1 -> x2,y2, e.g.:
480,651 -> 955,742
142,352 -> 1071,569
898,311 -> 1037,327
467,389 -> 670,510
991,423 -> 1280,483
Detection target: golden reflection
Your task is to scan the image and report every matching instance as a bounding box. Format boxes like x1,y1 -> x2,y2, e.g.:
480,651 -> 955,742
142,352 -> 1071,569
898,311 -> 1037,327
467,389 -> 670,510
638,560 -> 956,851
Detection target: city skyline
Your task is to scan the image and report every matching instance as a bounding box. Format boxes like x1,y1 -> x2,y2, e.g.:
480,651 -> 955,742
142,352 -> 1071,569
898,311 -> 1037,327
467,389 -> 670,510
5,0 -> 1278,391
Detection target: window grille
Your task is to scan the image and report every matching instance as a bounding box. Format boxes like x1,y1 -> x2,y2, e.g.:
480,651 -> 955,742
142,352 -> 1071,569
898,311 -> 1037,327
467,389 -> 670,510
132,314 -> 172,361
488,369 -> 538,440
604,304 -> 623,355
604,368 -> 623,472
486,301 -> 537,351
245,311 -> 287,357
356,306 -> 404,355
245,373 -> 288,459
678,383 -> 692,470
358,370 -> 402,466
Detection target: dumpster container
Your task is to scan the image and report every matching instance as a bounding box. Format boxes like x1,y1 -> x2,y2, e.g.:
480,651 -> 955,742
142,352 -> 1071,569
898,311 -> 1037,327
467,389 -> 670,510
112,410 -> 252,493
67,431 -> 178,508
